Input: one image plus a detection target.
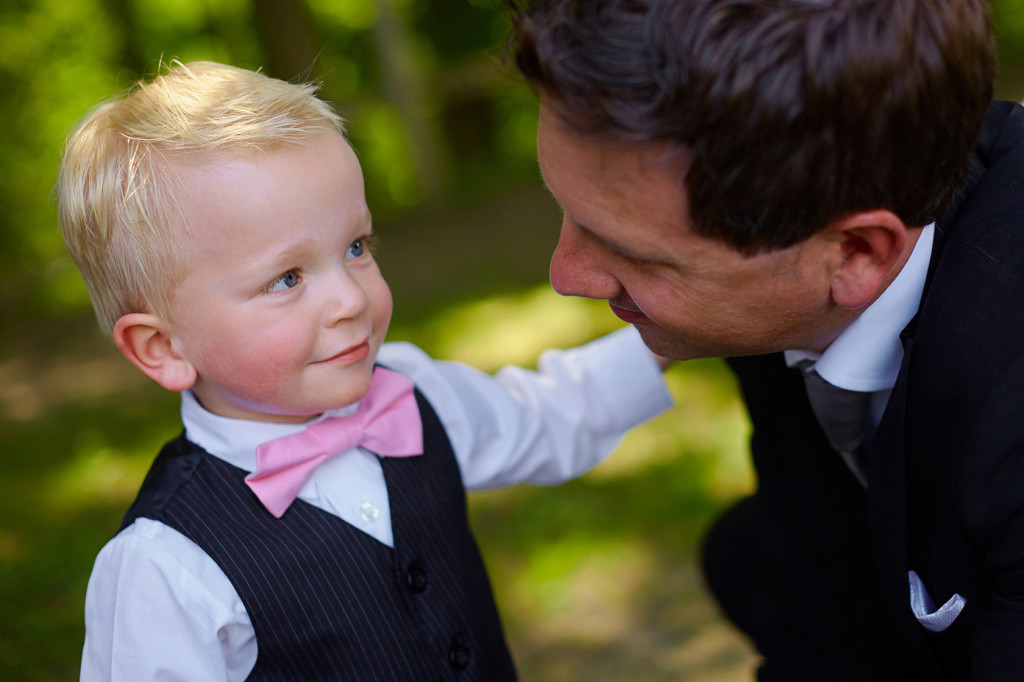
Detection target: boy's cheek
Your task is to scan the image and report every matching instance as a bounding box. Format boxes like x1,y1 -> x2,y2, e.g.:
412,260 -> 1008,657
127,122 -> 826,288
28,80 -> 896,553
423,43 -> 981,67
194,336 -> 300,389
372,283 -> 395,342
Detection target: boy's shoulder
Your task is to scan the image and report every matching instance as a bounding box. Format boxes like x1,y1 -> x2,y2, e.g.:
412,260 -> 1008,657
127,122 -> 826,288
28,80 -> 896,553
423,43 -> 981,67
119,433 -> 210,532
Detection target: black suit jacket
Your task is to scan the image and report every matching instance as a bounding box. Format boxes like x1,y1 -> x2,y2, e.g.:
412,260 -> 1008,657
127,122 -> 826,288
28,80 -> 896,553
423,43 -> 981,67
725,101 -> 1024,680
870,100 -> 1024,680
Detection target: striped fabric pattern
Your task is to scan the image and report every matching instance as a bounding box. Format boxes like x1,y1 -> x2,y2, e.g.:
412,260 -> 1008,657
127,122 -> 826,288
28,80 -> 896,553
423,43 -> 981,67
120,390 -> 516,681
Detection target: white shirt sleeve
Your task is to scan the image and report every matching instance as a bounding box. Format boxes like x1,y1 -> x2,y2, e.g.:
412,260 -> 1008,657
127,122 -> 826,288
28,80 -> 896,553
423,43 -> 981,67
81,326 -> 671,679
377,326 -> 673,490
80,518 -> 257,682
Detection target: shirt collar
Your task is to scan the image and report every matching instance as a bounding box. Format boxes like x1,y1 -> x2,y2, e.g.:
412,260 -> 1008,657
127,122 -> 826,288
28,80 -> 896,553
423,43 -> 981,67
784,223 -> 934,392
180,390 -> 361,472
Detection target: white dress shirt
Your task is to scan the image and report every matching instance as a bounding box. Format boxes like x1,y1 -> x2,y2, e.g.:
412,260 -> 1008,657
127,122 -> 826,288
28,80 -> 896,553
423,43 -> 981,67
785,224 -> 935,435
81,327 -> 672,681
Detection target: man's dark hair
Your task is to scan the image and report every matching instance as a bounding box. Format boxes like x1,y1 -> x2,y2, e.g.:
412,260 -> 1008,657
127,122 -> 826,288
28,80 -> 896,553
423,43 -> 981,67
508,0 -> 996,253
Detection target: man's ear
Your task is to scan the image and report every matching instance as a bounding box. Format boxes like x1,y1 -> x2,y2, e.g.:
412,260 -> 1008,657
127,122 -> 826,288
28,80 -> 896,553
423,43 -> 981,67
112,313 -> 197,392
826,210 -> 913,310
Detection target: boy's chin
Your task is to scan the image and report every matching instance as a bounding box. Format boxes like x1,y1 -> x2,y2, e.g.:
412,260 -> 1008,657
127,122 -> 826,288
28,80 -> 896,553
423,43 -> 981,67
318,372 -> 378,413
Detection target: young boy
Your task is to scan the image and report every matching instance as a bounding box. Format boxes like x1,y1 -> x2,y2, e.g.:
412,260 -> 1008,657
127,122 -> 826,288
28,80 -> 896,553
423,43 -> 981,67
58,61 -> 673,681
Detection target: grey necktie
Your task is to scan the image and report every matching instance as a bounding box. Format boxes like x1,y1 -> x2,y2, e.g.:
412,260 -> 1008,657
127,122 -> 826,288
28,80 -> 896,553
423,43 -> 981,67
799,367 -> 872,486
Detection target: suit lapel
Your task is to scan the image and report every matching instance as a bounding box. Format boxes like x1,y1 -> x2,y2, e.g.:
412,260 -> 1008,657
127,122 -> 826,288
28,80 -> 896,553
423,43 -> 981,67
865,113 -> 975,626
867,336 -> 949,678
864,139 -> 980,674
867,336 -> 911,618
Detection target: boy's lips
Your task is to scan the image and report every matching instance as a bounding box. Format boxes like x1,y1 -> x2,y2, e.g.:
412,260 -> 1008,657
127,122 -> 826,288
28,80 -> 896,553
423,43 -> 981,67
316,340 -> 370,364
609,301 -> 650,324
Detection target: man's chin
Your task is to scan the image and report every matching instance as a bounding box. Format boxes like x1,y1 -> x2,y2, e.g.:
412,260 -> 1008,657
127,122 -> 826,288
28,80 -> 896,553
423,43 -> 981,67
634,325 -> 703,362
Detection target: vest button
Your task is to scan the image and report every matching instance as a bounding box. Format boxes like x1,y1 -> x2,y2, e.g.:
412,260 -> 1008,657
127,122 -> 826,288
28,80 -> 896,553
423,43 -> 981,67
448,642 -> 471,670
406,563 -> 428,593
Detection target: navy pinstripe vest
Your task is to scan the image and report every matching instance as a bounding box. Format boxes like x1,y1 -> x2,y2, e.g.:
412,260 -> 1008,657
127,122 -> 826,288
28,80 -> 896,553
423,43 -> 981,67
120,390 -> 517,681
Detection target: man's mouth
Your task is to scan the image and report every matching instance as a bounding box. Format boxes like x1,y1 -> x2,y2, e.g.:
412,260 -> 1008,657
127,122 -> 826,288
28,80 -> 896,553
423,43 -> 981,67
608,301 -> 650,324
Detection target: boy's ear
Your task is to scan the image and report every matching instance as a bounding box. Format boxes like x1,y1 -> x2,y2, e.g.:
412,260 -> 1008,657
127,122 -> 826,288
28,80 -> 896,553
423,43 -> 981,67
113,313 -> 197,392
825,209 -> 915,310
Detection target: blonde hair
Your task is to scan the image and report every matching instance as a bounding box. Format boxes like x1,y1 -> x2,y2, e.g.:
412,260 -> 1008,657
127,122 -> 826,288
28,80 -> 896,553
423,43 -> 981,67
56,61 -> 345,335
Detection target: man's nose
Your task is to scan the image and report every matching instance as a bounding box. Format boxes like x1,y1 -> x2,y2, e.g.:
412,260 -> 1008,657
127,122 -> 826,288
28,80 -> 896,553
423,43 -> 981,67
548,217 -> 623,301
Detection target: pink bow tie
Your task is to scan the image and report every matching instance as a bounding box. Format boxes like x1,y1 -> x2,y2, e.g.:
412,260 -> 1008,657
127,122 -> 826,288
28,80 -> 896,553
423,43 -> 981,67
245,368 -> 423,518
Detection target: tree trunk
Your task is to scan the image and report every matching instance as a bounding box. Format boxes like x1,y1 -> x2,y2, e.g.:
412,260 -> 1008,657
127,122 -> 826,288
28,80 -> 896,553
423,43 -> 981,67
251,0 -> 320,81
372,0 -> 449,205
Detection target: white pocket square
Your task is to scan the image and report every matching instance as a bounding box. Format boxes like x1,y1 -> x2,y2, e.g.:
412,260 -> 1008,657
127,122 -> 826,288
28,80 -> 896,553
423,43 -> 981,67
908,570 -> 966,633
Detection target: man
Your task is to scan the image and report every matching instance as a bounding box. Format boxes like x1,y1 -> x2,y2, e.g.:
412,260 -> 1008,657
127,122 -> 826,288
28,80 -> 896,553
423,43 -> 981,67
507,0 -> 1024,679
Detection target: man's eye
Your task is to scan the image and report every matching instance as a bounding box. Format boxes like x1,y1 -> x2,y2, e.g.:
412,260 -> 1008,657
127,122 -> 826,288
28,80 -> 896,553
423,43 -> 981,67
267,270 -> 300,292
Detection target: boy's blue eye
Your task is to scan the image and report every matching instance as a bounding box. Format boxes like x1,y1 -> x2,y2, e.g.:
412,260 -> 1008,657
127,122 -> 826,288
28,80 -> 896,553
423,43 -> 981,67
347,239 -> 365,259
267,270 -> 299,292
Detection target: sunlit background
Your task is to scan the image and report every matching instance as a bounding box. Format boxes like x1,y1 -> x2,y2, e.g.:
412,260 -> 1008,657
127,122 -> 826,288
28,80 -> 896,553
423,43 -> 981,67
4,1 -> 1024,679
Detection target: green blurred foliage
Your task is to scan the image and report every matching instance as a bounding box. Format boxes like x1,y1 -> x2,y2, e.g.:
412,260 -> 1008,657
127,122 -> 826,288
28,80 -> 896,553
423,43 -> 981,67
996,0 -> 1024,63
0,0 -> 539,335
4,0 -> 1024,334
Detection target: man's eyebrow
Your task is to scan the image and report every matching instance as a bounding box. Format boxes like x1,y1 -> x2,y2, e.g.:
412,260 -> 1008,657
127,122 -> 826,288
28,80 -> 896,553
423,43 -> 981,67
569,215 -> 655,262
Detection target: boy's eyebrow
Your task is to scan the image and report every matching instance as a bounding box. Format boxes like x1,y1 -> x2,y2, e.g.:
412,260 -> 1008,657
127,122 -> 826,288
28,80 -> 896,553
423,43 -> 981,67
240,239 -> 319,281
239,213 -> 376,282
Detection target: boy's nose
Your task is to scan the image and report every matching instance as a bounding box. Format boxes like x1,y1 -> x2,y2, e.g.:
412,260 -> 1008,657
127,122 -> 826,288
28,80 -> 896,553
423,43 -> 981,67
323,268 -> 370,324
